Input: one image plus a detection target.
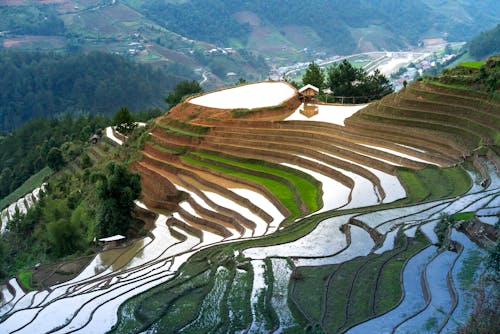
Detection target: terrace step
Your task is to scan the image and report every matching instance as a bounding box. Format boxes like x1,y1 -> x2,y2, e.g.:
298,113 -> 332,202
197,138 -> 383,201
210,124 -> 434,168
140,154 -> 274,224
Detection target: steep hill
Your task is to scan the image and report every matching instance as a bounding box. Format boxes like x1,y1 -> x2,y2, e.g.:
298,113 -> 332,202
128,0 -> 500,55
0,50 -> 194,131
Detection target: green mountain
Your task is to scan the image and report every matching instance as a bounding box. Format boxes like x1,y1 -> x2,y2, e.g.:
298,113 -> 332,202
130,0 -> 500,55
0,50 -> 194,131
0,0 -> 498,81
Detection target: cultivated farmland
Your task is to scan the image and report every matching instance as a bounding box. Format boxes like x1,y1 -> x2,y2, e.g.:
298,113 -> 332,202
1,63 -> 499,333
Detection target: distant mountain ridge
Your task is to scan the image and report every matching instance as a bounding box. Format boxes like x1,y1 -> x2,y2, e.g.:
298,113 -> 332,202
133,0 -> 500,54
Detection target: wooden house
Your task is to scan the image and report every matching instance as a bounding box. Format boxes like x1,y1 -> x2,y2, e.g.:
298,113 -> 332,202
298,84 -> 319,102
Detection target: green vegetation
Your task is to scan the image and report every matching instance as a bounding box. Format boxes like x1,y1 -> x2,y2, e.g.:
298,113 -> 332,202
0,167 -> 51,211
183,155 -> 302,218
191,151 -> 321,212
439,56 -> 500,93
95,162 -> 141,237
468,24 -> 500,59
302,62 -> 325,92
129,0 -> 499,55
0,50 -> 193,131
0,121 -> 148,280
450,211 -> 475,221
18,270 -> 32,290
292,232 -> 428,332
397,166 -> 471,203
460,61 -> 485,69
231,104 -> 285,118
0,115 -> 109,202
158,119 -> 210,137
165,80 -> 203,107
326,60 -> 393,102
113,108 -> 137,135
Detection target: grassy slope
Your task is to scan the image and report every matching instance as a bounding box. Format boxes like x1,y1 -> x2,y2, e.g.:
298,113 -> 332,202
0,167 -> 51,210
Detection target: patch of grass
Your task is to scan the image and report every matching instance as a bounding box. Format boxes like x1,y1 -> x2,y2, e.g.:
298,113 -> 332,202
375,235 -> 428,313
158,119 -> 210,138
183,155 -> 302,218
450,211 -> 475,221
322,257 -> 366,331
18,270 -> 32,290
192,151 -> 321,212
0,167 -> 52,210
397,166 -> 470,203
398,168 -> 429,202
232,104 -> 285,118
460,61 -> 485,69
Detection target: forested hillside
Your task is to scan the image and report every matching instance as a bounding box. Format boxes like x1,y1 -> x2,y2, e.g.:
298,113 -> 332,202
468,24 -> 500,59
129,0 -> 500,54
0,51 -> 193,131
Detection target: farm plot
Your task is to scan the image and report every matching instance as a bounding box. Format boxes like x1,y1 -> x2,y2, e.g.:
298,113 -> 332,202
189,82 -> 296,109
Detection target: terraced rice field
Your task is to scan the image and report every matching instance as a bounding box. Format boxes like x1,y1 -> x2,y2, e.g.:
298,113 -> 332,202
0,80 -> 498,333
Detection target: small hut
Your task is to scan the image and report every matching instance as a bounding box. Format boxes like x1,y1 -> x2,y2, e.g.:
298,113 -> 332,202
298,84 -> 319,102
299,84 -> 319,117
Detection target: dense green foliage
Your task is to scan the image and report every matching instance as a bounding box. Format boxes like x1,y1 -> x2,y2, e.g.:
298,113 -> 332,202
113,107 -> 137,135
439,55 -> 500,92
130,0 -> 499,54
326,60 -> 393,101
141,1 -> 250,45
165,80 -> 203,107
0,5 -> 64,36
0,176 -> 93,278
95,162 -> 141,237
302,62 -> 325,92
468,24 -> 500,59
0,50 -> 192,131
0,115 -> 109,203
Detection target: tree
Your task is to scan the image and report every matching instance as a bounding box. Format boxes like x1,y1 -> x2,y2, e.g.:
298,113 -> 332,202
165,80 -> 202,107
302,62 -> 325,91
47,147 -> 64,171
326,59 -> 393,102
113,107 -> 136,134
95,162 -> 141,237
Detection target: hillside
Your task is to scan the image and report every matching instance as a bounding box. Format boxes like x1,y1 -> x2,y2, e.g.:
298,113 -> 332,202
0,58 -> 499,332
127,0 -> 500,55
0,50 -> 194,131
0,0 -> 498,83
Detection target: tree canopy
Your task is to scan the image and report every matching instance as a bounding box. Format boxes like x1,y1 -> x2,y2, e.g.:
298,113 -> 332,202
302,62 -> 325,92
326,60 -> 393,102
0,50 -> 194,131
468,24 -> 500,59
95,162 -> 141,238
113,107 -> 137,135
165,80 -> 203,107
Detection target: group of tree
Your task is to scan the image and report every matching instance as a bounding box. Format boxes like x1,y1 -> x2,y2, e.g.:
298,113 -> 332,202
0,50 -> 194,131
0,107 -> 160,203
165,80 -> 203,107
302,60 -> 393,102
0,157 -> 141,279
468,24 -> 500,59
